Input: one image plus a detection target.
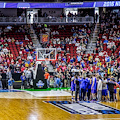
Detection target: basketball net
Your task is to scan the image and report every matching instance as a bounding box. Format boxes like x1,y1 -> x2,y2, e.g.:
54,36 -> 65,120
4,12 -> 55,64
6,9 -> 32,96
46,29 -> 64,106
45,58 -> 50,65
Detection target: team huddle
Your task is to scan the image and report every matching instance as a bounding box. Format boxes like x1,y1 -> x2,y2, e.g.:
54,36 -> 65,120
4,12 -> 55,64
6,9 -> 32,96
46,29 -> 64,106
71,74 -> 120,102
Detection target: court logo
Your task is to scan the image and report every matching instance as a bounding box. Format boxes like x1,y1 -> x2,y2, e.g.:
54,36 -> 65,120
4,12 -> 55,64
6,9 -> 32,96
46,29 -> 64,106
44,101 -> 120,115
36,80 -> 44,88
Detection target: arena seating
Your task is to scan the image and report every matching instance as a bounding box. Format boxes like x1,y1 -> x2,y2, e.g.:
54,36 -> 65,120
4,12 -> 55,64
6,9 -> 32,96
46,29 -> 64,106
97,23 -> 120,61
35,24 -> 93,70
0,25 -> 35,73
35,23 -> 120,75
0,22 -> 119,77
5,27 -> 33,59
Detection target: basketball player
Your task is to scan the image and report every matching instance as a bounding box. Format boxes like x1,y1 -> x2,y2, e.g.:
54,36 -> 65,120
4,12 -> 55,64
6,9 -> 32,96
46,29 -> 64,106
118,78 -> 120,85
102,77 -> 108,102
75,75 -> 80,102
87,75 -> 92,101
113,79 -> 120,101
80,76 -> 88,101
91,74 -> 97,101
118,78 -> 120,100
97,76 -> 102,101
71,75 -> 75,100
0,75 -> 2,89
79,75 -> 83,101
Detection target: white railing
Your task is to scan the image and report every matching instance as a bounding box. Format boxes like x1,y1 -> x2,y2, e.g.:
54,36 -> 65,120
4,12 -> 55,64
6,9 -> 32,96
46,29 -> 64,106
0,17 -> 26,24
0,16 -> 94,24
37,16 -> 94,23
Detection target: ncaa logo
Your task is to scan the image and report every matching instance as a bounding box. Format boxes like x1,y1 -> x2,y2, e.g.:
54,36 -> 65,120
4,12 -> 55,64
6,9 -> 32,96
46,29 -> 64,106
36,80 -> 44,88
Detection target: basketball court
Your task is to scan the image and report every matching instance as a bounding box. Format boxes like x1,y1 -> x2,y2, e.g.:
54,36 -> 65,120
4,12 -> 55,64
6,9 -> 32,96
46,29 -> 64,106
0,89 -> 120,120
0,48 -> 118,120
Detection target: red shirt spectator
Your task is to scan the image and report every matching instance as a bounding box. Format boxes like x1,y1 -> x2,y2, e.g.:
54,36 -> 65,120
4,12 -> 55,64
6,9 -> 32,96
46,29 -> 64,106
117,56 -> 120,63
21,65 -> 25,72
18,59 -> 22,64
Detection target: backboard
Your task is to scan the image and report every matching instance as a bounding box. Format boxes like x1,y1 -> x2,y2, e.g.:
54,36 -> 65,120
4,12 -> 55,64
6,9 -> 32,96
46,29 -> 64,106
36,48 -> 57,61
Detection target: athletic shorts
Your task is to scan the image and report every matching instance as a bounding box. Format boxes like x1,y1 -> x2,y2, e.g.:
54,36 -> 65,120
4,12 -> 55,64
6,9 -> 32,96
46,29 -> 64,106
102,89 -> 108,96
71,86 -> 75,91
91,89 -> 97,93
114,89 -> 116,94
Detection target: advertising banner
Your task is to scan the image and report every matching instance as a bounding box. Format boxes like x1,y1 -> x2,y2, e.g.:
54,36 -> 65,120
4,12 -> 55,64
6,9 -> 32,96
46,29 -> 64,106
40,34 -> 49,44
1,1 -> 120,8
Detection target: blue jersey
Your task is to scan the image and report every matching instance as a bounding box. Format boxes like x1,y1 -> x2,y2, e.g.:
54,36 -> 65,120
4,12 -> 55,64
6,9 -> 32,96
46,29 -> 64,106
8,79 -> 14,86
79,78 -> 83,87
20,75 -> 26,82
118,81 -> 120,85
0,81 -> 2,88
107,78 -> 110,81
71,80 -> 75,86
71,77 -> 75,86
80,78 -> 87,89
56,78 -> 61,84
71,77 -> 75,91
87,78 -> 92,89
91,77 -> 97,90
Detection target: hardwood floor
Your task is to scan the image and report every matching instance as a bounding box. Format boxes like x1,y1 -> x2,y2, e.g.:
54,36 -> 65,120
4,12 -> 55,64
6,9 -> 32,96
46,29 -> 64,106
0,91 -> 120,120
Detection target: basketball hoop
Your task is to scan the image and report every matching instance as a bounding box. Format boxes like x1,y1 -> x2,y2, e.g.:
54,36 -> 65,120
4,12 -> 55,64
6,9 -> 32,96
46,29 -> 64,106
36,48 -> 57,62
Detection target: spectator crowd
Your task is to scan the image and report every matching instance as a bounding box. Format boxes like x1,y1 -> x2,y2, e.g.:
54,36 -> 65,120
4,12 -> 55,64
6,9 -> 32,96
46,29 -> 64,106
0,10 -> 119,91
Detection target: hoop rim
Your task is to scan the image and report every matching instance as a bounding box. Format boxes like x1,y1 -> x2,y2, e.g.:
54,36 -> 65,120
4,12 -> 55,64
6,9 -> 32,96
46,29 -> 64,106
36,59 -> 57,61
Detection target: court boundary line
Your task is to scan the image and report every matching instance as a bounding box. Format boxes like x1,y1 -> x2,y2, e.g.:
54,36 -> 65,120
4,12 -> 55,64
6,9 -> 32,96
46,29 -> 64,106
79,101 -> 120,114
78,102 -> 103,114
25,90 -> 71,97
64,101 -> 101,114
43,101 -> 72,114
44,101 -> 120,115
44,101 -> 101,115
0,89 -> 25,92
97,102 -> 120,111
